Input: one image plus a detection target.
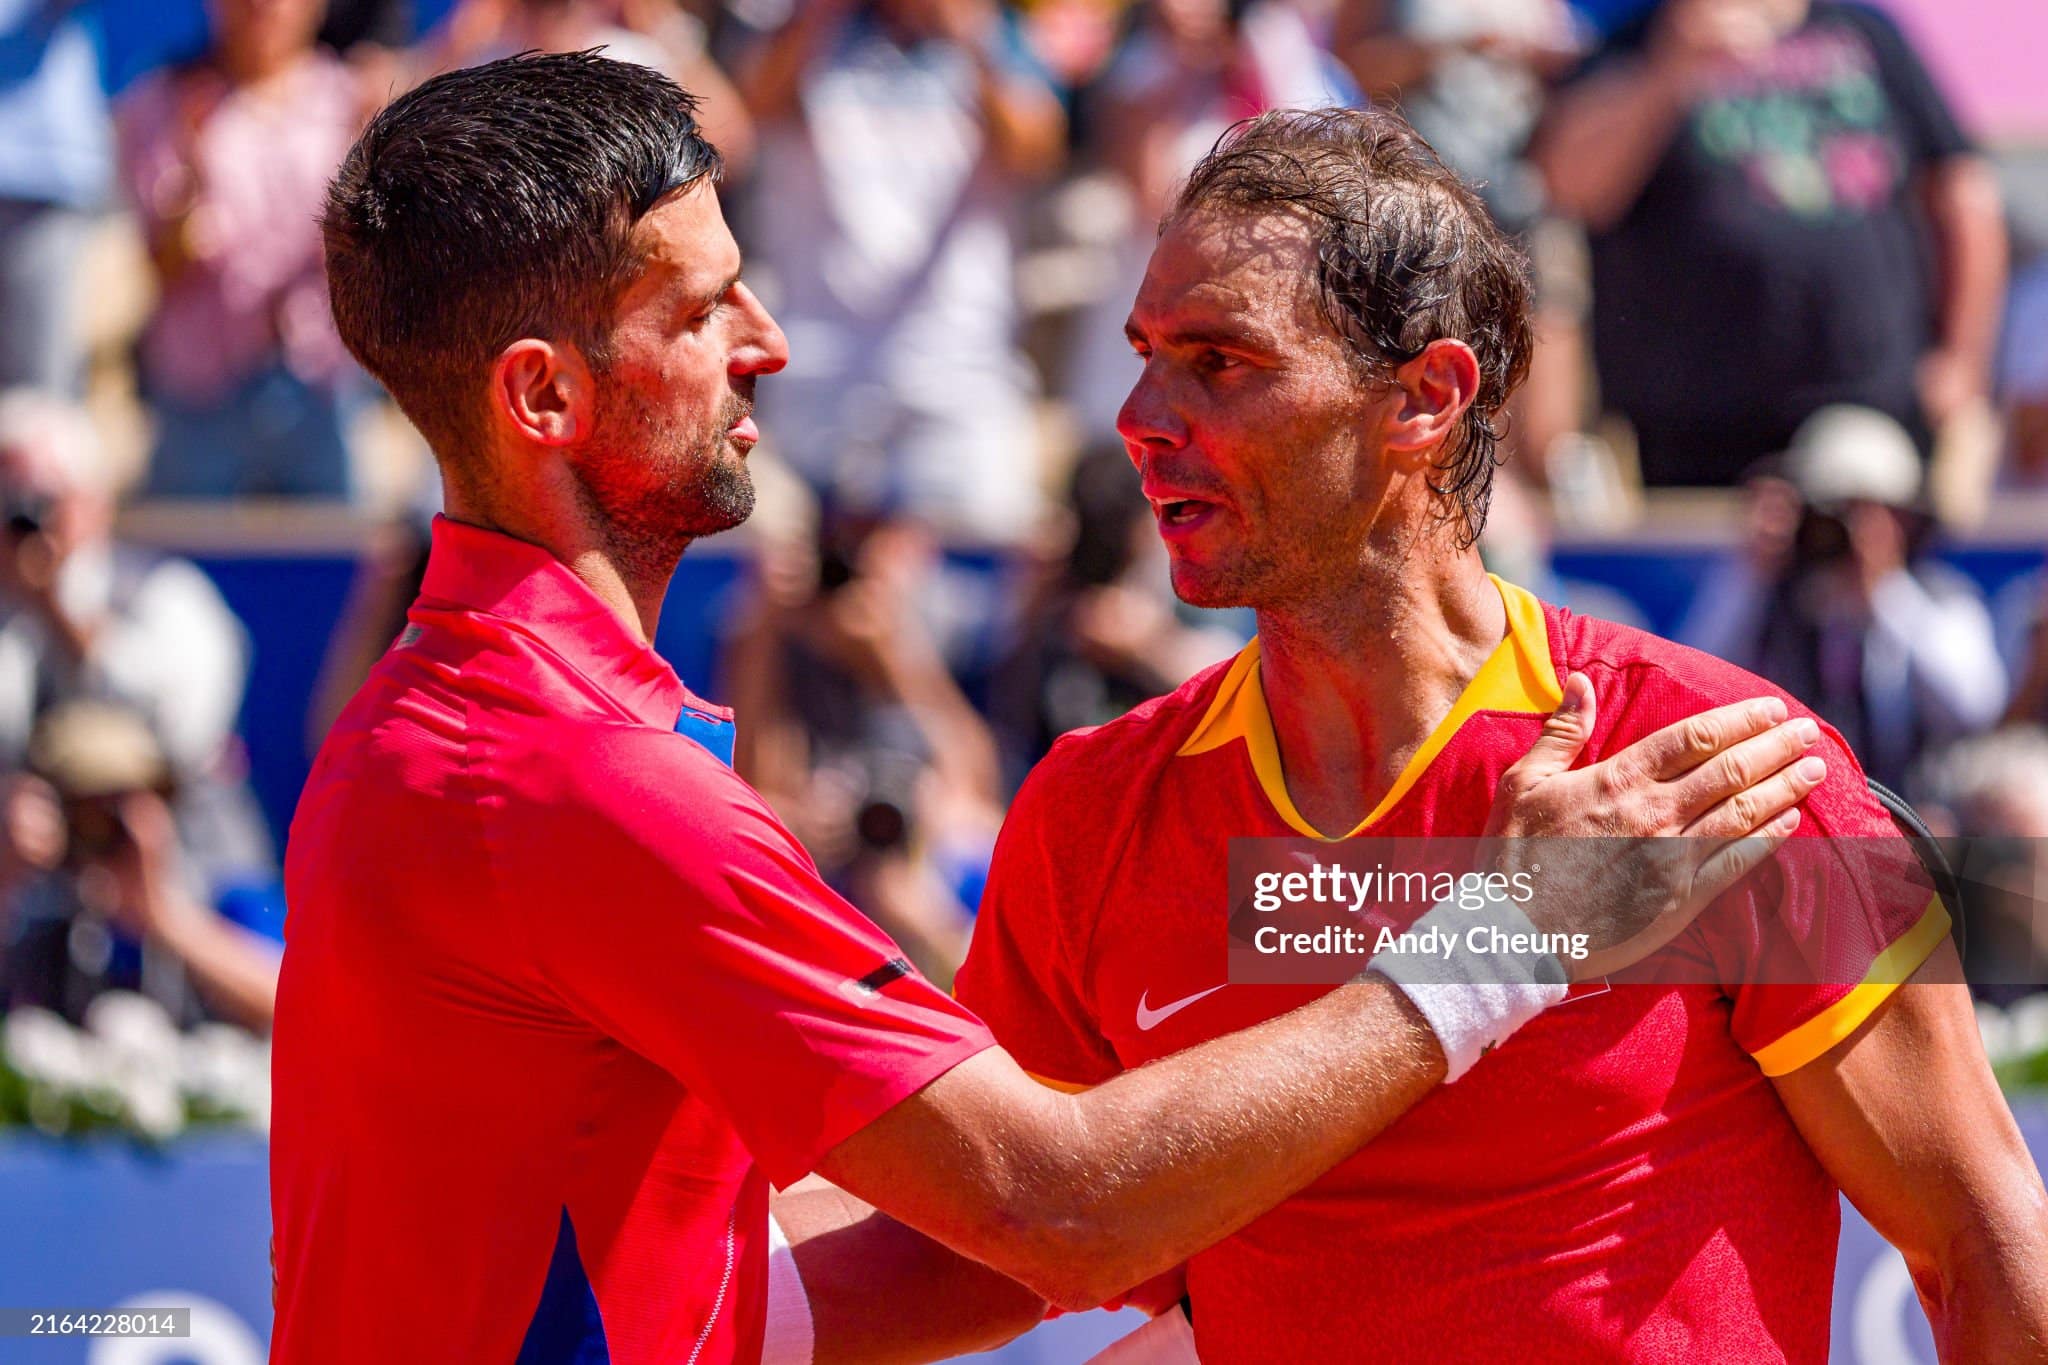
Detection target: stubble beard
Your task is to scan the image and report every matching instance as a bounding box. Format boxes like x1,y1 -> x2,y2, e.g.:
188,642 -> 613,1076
574,383 -> 758,584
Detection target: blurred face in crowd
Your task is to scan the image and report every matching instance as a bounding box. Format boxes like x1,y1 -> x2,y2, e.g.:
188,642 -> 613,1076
1118,206 -> 1411,612
1155,0 -> 1232,45
208,0 -> 324,78
556,181 -> 787,558
0,418 -> 109,582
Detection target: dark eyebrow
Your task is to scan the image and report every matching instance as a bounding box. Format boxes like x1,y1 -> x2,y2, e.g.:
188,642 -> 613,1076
1125,316 -> 1277,354
684,259 -> 745,314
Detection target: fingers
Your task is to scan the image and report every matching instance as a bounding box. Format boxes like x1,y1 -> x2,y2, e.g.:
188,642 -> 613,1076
1626,695 -> 1789,784
1671,717 -> 1824,829
1501,672 -> 1596,790
1689,822 -> 1798,905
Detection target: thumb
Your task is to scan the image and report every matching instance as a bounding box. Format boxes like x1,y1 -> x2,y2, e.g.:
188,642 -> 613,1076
1509,672 -> 1597,785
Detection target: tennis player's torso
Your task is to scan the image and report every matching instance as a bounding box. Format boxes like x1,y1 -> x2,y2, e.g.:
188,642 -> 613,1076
1047,597 -> 1842,1362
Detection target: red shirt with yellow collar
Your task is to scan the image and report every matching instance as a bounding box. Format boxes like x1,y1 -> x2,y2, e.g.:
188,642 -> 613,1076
956,578 -> 1945,1363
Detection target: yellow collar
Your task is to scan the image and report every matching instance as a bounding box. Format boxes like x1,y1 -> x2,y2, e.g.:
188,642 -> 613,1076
1176,576 -> 1562,839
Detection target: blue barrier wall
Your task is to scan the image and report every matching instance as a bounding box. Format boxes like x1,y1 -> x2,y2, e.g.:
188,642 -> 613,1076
0,1113 -> 2022,1364
194,541 -> 2048,855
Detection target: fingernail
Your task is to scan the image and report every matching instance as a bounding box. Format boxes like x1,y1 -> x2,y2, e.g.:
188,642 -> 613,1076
1793,719 -> 1820,744
1556,674 -> 1585,713
1776,809 -> 1801,835
1797,757 -> 1826,782
1759,697 -> 1788,723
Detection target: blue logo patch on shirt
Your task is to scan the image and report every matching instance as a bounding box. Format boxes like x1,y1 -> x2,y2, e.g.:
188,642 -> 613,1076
674,707 -> 736,768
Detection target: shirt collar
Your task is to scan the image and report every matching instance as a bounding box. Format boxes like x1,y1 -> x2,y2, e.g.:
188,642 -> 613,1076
417,515 -> 701,729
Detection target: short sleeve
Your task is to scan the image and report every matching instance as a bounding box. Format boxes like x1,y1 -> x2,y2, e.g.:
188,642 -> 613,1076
955,751 -> 1124,1091
1702,725 -> 1950,1075
1840,3 -> 1972,164
509,727 -> 994,1188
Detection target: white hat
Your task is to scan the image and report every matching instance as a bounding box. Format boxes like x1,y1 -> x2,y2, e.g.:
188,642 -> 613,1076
1782,405 -> 1922,509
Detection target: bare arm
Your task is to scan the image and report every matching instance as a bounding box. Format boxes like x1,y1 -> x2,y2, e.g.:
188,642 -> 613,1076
735,0 -> 856,124
1530,55 -> 1694,230
940,0 -> 1065,180
1916,155 -> 2009,425
773,1177 -> 1048,1365
1533,0 -> 1784,230
819,976 -> 1446,1311
1773,943 -> 2048,1362
818,689 -> 1825,1309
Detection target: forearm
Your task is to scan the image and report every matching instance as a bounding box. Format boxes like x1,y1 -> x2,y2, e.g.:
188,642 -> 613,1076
969,52 -> 1064,180
1533,60 -> 1692,230
1867,573 -> 2009,730
155,906 -> 281,1032
738,6 -> 845,123
1923,1207 -> 2048,1364
830,979 -> 1445,1309
774,1179 -> 1046,1365
1922,157 -> 2008,378
880,650 -> 1002,802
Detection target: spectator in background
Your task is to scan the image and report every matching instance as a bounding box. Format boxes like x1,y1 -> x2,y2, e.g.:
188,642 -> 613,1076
1,703 -> 280,1030
117,0 -> 366,500
1333,0 -> 1577,233
991,441 -> 1241,779
1681,405 -> 2007,788
0,0 -> 112,396
0,393 -> 277,1029
435,0 -> 755,172
2001,253 -> 2048,487
0,391 -> 271,880
721,510 -> 1005,983
1533,0 -> 2007,487
1061,0 -> 1355,436
1912,726 -> 2048,1001
733,0 -> 1065,543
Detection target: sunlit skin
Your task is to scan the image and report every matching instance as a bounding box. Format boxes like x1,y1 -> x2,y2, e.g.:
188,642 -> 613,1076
1117,203 -> 1496,834
460,179 -> 788,643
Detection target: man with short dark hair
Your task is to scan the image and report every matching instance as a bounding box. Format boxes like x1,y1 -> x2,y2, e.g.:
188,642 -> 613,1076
275,58 -> 1822,1363
956,106 -> 2048,1360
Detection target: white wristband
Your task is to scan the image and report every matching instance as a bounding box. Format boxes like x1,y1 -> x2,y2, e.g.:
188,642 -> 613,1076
763,1211 -> 814,1365
1368,885 -> 1570,1082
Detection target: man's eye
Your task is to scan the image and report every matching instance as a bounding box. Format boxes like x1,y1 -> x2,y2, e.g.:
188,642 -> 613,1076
1197,348 -> 1239,374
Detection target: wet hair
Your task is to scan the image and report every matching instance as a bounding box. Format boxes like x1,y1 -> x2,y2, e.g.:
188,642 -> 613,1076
322,51 -> 723,466
1170,106 -> 1534,545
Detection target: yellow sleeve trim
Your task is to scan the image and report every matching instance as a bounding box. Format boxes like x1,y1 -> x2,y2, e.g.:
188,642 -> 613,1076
1748,895 -> 1952,1077
1025,1070 -> 1095,1094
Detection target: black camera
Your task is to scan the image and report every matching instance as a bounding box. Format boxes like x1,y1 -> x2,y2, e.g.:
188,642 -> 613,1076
4,488 -> 53,538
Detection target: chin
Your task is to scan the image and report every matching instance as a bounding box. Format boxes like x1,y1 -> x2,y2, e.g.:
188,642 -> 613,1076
1167,558 -> 1249,611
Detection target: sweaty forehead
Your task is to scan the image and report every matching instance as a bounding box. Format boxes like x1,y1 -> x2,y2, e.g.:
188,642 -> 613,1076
622,182 -> 737,295
1132,206 -> 1329,340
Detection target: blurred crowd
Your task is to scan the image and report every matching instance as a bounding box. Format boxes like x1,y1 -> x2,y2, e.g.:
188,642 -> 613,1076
3,0 -> 2047,1026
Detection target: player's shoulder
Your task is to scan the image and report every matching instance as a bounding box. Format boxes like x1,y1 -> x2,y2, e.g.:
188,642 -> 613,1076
1016,649 -> 1244,810
1547,602 -> 1894,836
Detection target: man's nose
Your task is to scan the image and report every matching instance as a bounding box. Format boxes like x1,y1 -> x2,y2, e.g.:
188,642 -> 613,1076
1115,364 -> 1187,466
731,283 -> 788,378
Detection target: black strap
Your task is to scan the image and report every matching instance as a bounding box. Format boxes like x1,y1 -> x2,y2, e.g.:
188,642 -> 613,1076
1866,776 -> 1965,960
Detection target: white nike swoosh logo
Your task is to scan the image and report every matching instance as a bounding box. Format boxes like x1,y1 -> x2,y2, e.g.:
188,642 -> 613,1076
1136,984 -> 1225,1032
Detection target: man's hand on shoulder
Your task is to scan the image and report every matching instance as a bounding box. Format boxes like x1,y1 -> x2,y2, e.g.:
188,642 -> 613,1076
1485,672 -> 1826,979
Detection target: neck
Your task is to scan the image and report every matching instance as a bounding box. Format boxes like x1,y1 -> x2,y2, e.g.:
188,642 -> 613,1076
1254,549 -> 1504,836
443,476 -> 680,647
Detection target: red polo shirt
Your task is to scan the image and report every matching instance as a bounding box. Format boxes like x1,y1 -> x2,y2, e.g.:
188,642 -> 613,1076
271,517 -> 992,1364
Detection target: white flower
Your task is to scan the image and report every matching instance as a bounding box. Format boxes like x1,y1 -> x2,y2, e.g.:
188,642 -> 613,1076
2010,995 -> 2048,1061
4,1008 -> 96,1092
85,992 -> 181,1071
1978,1000 -> 2017,1065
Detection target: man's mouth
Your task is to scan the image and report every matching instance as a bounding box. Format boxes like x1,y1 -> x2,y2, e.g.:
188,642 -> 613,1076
727,413 -> 759,447
1146,487 -> 1225,539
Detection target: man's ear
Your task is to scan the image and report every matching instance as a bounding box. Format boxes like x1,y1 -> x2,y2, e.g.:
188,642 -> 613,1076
490,338 -> 595,448
1381,339 -> 1481,467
